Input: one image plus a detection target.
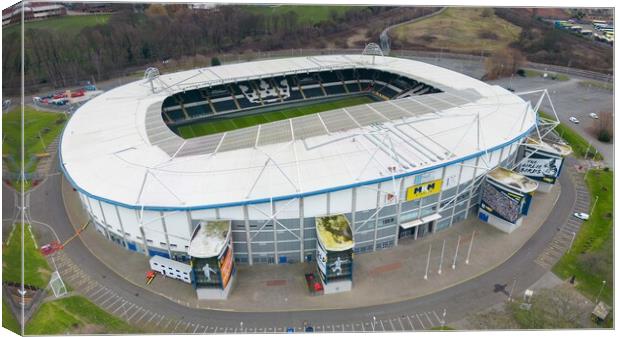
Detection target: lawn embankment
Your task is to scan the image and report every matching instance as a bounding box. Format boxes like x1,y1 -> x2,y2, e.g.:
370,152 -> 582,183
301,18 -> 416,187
2,224 -> 51,289
578,80 -> 613,92
176,95 -> 375,138
553,169 -> 613,305
25,295 -> 141,335
3,14 -> 110,37
2,107 -> 67,180
538,111 -> 603,160
392,7 -> 521,53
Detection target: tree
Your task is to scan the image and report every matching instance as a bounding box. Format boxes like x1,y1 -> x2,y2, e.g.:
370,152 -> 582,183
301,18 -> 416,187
484,48 -> 525,80
589,111 -> 613,143
210,57 -> 221,66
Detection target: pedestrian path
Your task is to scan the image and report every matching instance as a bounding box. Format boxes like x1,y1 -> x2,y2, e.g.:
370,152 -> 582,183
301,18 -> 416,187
61,173 -> 561,312
535,165 -> 590,269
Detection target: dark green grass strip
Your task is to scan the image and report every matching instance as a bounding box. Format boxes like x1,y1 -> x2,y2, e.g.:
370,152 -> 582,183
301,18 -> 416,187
176,96 -> 374,138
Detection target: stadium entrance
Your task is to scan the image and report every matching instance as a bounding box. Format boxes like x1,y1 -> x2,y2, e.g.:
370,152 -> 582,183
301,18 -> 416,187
398,219 -> 436,240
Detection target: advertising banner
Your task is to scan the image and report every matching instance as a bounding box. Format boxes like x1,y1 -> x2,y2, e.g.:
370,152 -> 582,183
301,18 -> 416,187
406,179 -> 443,201
316,240 -> 328,277
518,153 -> 563,184
219,243 -> 234,289
479,182 -> 524,224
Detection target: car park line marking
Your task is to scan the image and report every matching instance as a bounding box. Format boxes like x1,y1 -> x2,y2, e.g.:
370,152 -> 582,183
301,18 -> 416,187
389,319 -> 395,330
156,315 -> 165,327
416,314 -> 426,329
406,315 -> 415,330
121,303 -> 136,318
162,318 -> 172,330
379,320 -> 385,330
183,321 -> 192,332
172,320 -> 182,332
99,293 -> 117,307
425,312 -> 434,327
433,310 -> 441,323
360,321 -> 366,332
111,301 -> 126,314
86,285 -> 103,296
203,325 -> 209,333
127,307 -> 142,321
398,317 -> 406,330
93,289 -> 111,302
146,313 -> 157,324
135,309 -> 150,323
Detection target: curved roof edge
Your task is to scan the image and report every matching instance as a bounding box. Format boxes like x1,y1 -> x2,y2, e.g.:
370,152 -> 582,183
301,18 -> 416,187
59,124 -> 535,212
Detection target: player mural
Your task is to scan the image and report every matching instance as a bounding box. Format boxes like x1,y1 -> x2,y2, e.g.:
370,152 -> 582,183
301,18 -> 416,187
478,167 -> 538,233
517,138 -> 572,188
188,220 -> 236,299
315,215 -> 355,293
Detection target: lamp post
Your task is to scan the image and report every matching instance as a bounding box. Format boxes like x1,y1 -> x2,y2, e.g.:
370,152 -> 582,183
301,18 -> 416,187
595,280 -> 607,304
424,244 -> 432,280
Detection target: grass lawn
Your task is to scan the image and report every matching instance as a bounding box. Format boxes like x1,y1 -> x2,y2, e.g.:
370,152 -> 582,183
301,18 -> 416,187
2,107 -> 67,176
25,295 -> 141,335
579,80 -> 613,91
538,111 -> 603,160
393,8 -> 522,54
553,169 -> 613,304
3,14 -> 110,37
2,224 -> 51,289
241,5 -> 362,24
176,96 -> 375,138
2,297 -> 20,335
522,69 -> 570,81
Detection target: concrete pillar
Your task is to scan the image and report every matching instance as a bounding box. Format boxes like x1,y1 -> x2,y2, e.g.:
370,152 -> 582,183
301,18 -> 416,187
110,203 -> 129,248
243,205 -> 253,266
272,202 -> 278,264
394,178 -> 405,246
299,198 -> 304,262
373,183 -> 381,251
160,211 -> 173,259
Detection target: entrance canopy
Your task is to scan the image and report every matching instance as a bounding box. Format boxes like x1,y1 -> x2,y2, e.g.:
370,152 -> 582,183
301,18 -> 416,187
400,213 -> 442,230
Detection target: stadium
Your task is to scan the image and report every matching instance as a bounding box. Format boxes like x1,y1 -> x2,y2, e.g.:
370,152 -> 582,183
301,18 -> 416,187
60,51 -> 545,270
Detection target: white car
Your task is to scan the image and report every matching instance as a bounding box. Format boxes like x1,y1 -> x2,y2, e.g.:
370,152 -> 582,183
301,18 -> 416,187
569,117 -> 580,124
573,212 -> 590,220
589,113 -> 599,119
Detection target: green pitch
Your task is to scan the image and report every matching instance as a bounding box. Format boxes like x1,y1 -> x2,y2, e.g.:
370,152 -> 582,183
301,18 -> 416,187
176,96 -> 375,138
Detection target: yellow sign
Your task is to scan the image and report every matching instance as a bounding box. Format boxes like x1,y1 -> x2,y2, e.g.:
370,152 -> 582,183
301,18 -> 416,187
406,179 -> 443,201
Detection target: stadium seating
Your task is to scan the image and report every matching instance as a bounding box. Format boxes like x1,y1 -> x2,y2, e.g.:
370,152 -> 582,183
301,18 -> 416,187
162,67 -> 442,125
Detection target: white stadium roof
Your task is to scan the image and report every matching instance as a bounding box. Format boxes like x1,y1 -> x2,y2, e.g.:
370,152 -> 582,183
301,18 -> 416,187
60,55 -> 537,210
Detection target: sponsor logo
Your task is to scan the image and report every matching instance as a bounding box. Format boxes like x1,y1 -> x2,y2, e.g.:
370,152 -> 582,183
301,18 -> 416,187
406,179 -> 443,201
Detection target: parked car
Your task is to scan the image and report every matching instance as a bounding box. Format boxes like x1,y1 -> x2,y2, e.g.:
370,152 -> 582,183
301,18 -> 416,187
574,212 -> 590,220
589,113 -> 599,119
569,116 -> 580,124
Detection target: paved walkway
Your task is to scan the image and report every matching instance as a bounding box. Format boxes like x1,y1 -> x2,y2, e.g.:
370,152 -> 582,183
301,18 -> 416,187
62,176 -> 560,312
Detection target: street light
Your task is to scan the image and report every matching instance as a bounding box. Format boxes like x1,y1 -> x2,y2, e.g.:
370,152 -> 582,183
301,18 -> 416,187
372,316 -> 377,331
595,280 -> 607,304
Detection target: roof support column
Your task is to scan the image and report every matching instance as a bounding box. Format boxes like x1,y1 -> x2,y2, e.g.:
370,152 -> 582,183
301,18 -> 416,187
351,187 -> 357,234
110,203 -> 129,249
373,182 -> 381,251
299,198 -> 304,262
161,211 -> 173,259
243,205 -> 253,266
394,178 -> 405,246
272,201 -> 278,264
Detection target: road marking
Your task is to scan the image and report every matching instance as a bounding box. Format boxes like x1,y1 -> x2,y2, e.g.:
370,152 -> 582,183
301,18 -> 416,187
111,301 -> 126,314
89,286 -> 105,297
127,307 -> 142,321
389,319 -> 395,330
100,294 -> 118,307
163,319 -> 173,330
416,314 -> 426,329
424,312 -> 434,327
172,320 -> 181,332
380,319 -> 385,331
193,324 -> 200,333
93,289 -> 112,302
433,310 -> 441,323
121,303 -> 136,318
406,315 -> 415,330
135,309 -> 150,324
147,313 -> 158,324
360,321 -> 365,332
398,317 -> 406,330
203,325 -> 209,333
156,315 -> 165,327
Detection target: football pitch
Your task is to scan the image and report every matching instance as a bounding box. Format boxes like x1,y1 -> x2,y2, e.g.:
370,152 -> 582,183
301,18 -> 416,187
176,95 -> 375,138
